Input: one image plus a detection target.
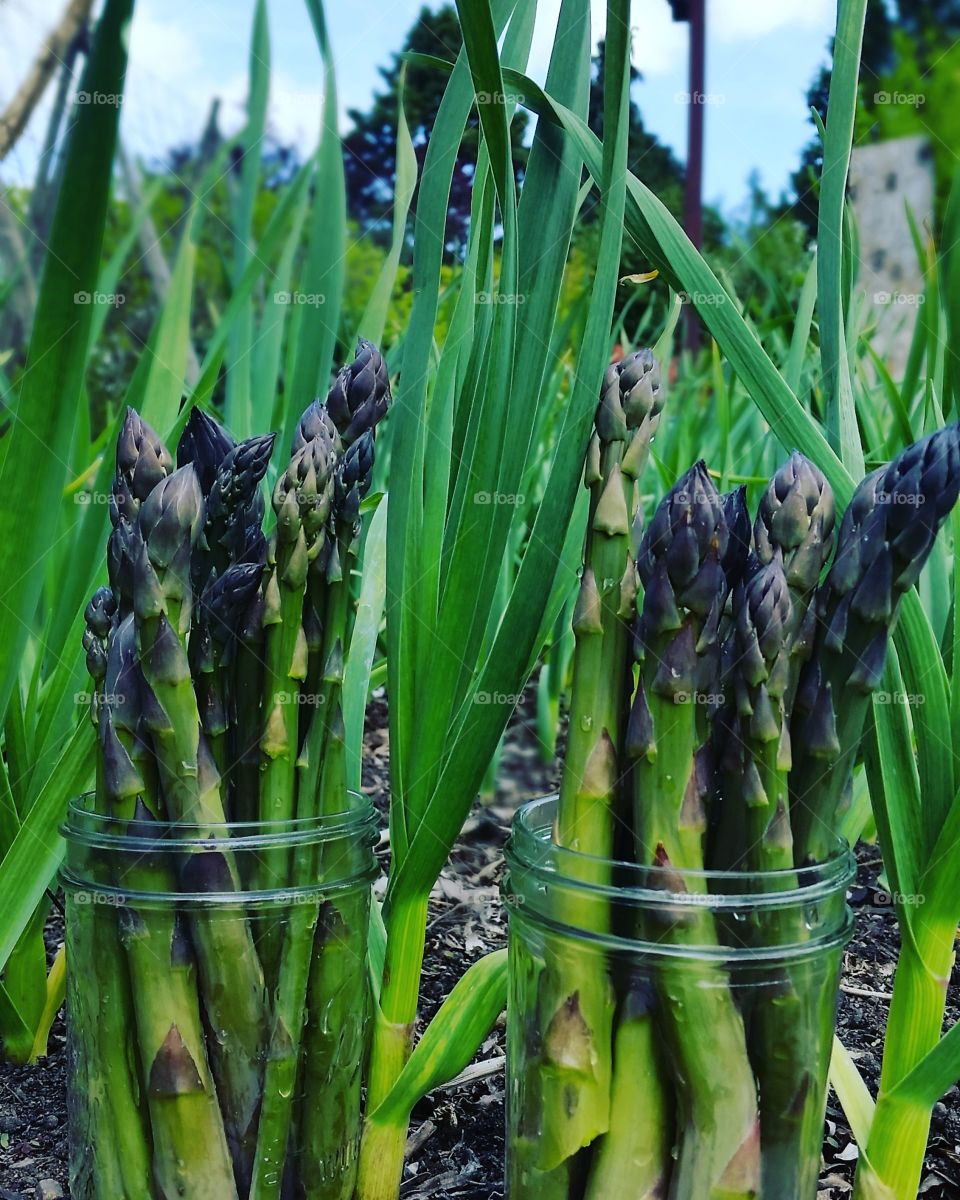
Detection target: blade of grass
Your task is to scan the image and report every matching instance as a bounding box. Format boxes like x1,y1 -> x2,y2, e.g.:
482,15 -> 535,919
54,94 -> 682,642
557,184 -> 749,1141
0,719 -> 93,971
368,949 -> 507,1126
29,942 -> 65,1062
0,984 -> 33,1064
357,66 -> 417,347
784,249 -> 817,396
0,0 -> 133,723
281,0 -> 346,454
343,498 -> 387,793
224,0 -> 270,440
830,1035 -> 876,1149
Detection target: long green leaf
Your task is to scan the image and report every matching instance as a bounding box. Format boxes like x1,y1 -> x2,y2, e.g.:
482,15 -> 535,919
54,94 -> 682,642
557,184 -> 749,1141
357,68 -> 417,347
862,652 -> 923,913
224,0 -> 270,440
281,0 -> 346,453
0,720 -> 94,970
0,983 -> 33,1064
0,0 -> 133,723
830,1035 -> 876,1148
886,1021 -> 960,1110
369,949 -> 507,1125
343,498 -> 387,794
817,0 -> 866,472
389,0 -> 624,905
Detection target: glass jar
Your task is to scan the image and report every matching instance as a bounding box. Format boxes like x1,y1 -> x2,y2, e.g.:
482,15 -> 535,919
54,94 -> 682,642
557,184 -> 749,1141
502,795 -> 854,1200
62,797 -> 379,1200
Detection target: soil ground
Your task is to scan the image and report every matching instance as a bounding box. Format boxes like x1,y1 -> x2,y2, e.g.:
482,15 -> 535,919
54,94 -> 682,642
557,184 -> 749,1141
1,687 -> 957,1199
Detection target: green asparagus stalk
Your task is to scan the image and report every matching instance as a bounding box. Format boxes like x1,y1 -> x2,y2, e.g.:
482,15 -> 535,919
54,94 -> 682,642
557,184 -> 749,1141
232,585 -> 267,827
297,890 -> 371,1199
119,898 -> 241,1200
133,465 -> 267,1186
256,418 -> 338,906
250,406 -> 347,1199
108,409 -> 173,616
630,462 -> 760,1200
536,592 -> 576,763
730,554 -> 823,1197
299,432 -> 380,1200
254,347 -> 388,1199
791,424 -> 960,863
291,344 -> 389,1199
732,554 -> 794,872
531,350 -> 663,1180
582,983 -> 673,1200
98,611 -> 239,1198
707,487 -> 752,872
248,889 -> 323,1200
738,455 -> 837,1197
72,591 -> 153,1200
193,562 -> 266,794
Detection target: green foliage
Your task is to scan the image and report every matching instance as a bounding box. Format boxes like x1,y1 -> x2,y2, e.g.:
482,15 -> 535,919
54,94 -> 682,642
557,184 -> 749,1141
342,3 -> 529,252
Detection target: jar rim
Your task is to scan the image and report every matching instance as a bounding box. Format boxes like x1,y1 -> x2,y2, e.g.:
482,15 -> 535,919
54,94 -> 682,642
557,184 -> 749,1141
60,793 -> 381,904
62,791 -> 379,852
507,794 -> 855,910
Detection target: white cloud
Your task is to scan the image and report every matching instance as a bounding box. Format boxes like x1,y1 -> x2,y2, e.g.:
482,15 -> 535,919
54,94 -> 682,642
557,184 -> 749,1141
710,0 -> 835,40
529,0 -> 835,88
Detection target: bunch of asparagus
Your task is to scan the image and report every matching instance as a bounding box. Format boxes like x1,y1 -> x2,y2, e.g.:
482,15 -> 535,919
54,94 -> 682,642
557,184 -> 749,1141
531,349 -> 960,1199
77,340 -> 389,1200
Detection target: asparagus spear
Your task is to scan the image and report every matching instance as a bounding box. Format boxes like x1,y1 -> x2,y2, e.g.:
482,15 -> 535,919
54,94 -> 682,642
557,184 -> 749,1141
133,465 -> 267,1186
630,462 -> 760,1200
257,418 -> 339,897
281,346 -> 390,1200
293,337 -> 388,726
732,554 -> 794,871
299,431 -> 381,1200
755,454 -> 835,612
232,584 -> 267,827
731,554 -> 827,1200
108,409 -> 172,615
179,407 -> 275,827
791,424 -> 960,863
582,982 -> 673,1200
708,487 -> 752,872
71,592 -> 153,1200
177,405 -> 236,494
297,891 -> 372,1200
192,562 -> 266,788
98,612 -> 239,1199
200,432 -> 274,581
737,457 -> 837,1200
751,436 -> 958,1196
324,337 -> 391,449
179,416 -> 273,795
250,418 -> 341,1199
536,350 -> 662,1177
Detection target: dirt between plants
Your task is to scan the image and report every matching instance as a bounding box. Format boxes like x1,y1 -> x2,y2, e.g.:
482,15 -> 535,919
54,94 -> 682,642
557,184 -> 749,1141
1,687 -> 957,1200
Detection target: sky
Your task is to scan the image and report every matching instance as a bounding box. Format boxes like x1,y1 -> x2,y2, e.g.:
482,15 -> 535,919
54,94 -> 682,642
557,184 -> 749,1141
0,0 -> 838,214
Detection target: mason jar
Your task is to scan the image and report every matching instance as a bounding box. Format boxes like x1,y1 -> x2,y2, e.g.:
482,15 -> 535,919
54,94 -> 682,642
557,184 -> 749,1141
502,795 -> 854,1200
62,797 -> 378,1200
